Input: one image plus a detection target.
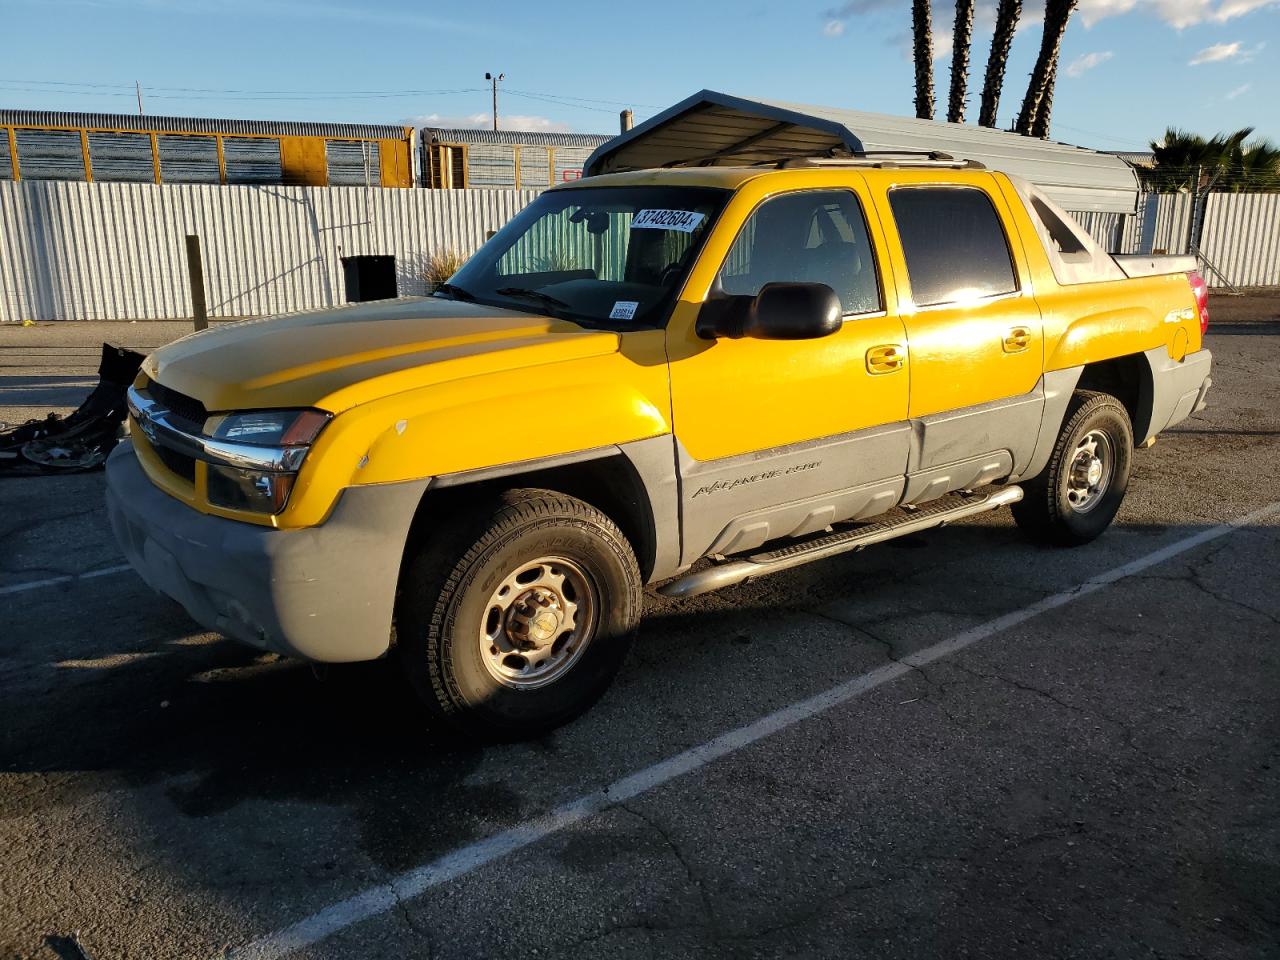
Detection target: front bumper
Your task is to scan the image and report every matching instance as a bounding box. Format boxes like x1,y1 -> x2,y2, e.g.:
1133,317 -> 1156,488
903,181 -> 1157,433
105,441 -> 428,662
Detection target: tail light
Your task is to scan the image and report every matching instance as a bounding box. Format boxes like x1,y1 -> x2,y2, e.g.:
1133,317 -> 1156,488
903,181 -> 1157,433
1188,270 -> 1209,336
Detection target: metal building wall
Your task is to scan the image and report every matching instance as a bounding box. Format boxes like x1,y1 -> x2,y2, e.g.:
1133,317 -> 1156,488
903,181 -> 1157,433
0,180 -> 540,322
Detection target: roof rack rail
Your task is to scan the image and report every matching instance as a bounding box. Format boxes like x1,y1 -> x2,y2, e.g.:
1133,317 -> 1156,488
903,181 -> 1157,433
770,151 -> 986,170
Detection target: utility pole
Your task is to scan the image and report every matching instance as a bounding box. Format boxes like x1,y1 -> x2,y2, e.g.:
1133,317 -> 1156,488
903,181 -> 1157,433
135,81 -> 144,115
484,72 -> 504,131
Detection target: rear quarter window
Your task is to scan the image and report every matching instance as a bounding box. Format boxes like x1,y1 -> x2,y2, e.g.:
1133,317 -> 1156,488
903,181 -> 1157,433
888,186 -> 1018,307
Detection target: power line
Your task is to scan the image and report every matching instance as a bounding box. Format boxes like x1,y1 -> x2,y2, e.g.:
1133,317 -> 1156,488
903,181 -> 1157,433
0,78 -> 649,111
0,81 -> 489,102
504,87 -> 656,109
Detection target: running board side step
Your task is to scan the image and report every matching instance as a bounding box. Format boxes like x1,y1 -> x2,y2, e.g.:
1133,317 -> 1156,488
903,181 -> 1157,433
658,486 -> 1024,599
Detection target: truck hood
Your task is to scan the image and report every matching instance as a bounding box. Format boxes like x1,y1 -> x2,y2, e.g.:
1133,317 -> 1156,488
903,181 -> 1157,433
142,297 -> 624,413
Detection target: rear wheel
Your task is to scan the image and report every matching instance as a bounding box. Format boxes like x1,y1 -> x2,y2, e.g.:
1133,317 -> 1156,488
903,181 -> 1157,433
397,489 -> 642,741
1012,390 -> 1133,546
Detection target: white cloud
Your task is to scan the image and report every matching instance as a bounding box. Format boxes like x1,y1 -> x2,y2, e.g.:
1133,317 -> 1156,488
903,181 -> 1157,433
1190,40 -> 1242,62
819,0 -> 1274,42
1225,82 -> 1252,98
408,113 -> 572,133
1065,50 -> 1115,76
1077,0 -> 1279,28
1187,39 -> 1265,62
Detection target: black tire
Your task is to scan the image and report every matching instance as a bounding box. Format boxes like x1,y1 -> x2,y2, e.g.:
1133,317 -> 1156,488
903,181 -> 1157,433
1012,390 -> 1133,546
397,488 -> 642,741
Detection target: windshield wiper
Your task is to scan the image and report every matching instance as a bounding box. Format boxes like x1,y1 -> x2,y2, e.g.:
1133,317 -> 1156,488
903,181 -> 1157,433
433,282 -> 477,302
494,286 -> 571,311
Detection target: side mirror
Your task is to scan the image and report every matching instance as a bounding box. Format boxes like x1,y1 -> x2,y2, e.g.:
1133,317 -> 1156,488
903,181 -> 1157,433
696,282 -> 843,341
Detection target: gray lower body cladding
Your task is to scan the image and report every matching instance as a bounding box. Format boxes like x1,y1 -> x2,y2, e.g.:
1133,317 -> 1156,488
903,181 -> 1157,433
1140,347 -> 1212,444
677,382 -> 1048,566
105,441 -> 427,662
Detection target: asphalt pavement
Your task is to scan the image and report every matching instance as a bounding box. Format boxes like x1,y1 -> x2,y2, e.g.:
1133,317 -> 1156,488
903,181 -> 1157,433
1,301 -> 1278,960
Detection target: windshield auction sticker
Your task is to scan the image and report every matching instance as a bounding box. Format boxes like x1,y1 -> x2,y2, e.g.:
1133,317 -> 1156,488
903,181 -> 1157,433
609,301 -> 639,320
632,209 -> 705,233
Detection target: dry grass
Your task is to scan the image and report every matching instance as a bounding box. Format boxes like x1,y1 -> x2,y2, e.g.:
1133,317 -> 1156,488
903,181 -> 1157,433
423,250 -> 468,291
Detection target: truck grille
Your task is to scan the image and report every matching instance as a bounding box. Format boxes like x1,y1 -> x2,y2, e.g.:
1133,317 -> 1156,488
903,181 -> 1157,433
151,441 -> 196,482
145,380 -> 208,430
136,378 -> 205,484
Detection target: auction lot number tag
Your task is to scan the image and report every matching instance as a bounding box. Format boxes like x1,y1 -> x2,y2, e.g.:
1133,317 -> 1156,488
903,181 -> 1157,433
632,209 -> 705,232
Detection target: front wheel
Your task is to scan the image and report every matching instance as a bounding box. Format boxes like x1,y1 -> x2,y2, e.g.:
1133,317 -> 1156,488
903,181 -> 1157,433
1012,390 -> 1133,546
397,489 -> 642,741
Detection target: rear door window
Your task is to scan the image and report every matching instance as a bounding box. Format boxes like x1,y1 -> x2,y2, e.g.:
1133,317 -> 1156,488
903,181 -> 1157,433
888,186 -> 1018,307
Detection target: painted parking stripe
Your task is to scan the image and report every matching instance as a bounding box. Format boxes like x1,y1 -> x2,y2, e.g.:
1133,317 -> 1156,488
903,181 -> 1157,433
221,499 -> 1280,960
0,563 -> 132,597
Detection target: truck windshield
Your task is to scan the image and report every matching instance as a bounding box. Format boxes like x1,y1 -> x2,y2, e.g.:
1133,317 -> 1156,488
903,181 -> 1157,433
440,186 -> 729,328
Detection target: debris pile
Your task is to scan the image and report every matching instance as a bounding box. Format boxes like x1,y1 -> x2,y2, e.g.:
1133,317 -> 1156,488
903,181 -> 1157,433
0,343 -> 145,476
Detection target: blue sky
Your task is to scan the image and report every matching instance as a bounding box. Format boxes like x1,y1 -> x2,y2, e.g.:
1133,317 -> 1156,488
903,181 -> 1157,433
2,0 -> 1276,150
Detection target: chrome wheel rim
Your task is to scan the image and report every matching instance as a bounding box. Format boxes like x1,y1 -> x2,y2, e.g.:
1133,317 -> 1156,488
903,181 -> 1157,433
1065,429 -> 1113,514
479,556 -> 597,690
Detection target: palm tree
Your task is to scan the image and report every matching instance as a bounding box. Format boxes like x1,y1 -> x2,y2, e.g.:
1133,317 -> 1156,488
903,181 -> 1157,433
1016,0 -> 1078,138
1146,127 -> 1280,191
948,0 -> 976,122
1232,138 -> 1280,191
979,0 -> 1022,128
912,0 -> 935,120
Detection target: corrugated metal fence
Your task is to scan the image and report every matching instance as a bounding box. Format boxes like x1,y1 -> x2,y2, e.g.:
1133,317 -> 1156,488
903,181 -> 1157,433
1070,192 -> 1280,287
1,181 -> 1277,323
1200,193 -> 1280,287
0,181 -> 540,323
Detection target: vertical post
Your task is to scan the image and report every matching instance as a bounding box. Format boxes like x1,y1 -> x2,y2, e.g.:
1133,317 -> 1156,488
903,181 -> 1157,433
1186,164 -> 1201,255
620,109 -> 634,132
80,130 -> 93,182
485,72 -> 504,131
185,235 -> 208,332
136,81 -> 145,116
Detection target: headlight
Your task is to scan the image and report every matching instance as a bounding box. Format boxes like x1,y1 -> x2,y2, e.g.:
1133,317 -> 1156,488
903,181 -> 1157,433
206,409 -> 330,446
203,409 -> 331,514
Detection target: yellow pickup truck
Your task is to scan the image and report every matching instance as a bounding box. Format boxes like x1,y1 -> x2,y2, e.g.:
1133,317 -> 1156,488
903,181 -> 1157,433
107,159 -> 1212,738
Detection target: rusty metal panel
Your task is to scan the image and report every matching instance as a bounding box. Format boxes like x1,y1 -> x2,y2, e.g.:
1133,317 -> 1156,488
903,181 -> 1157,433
421,128 -> 611,150
465,144 -> 517,189
224,137 -> 283,184
0,132 -> 13,181
86,132 -> 154,183
157,135 -> 220,183
14,129 -> 86,181
327,140 -> 380,187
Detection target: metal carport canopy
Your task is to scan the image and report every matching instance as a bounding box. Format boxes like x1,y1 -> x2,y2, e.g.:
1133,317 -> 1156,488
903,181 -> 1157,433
584,90 -> 1140,214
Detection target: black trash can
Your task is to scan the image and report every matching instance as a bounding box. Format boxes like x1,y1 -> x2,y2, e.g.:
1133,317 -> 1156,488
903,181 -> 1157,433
340,255 -> 398,303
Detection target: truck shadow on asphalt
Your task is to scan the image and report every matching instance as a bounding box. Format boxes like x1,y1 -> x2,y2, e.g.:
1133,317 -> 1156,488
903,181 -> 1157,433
2,518 -> 1272,877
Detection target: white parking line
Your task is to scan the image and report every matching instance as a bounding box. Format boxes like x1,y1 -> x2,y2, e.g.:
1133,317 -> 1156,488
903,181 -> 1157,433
0,563 -> 133,597
219,499 -> 1279,960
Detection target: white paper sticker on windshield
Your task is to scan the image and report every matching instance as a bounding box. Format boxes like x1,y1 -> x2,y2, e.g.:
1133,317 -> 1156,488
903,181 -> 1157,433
609,300 -> 639,321
632,209 -> 705,233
